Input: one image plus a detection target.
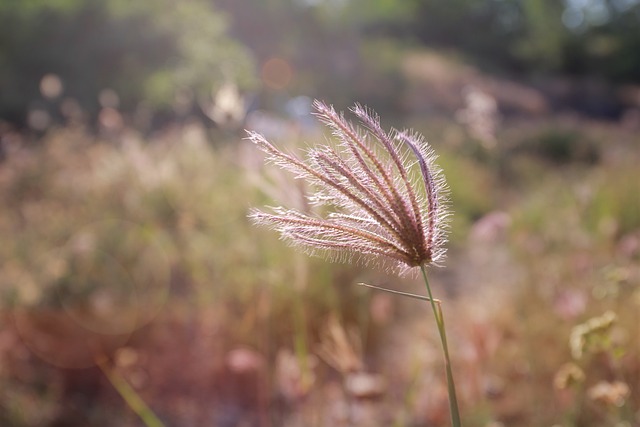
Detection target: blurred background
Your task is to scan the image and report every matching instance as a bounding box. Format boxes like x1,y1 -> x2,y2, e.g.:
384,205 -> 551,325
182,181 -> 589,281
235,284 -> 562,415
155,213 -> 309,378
1,0 -> 639,426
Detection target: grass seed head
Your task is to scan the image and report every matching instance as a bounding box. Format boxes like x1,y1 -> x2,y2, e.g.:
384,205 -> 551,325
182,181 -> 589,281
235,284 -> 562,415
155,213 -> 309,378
248,100 -> 450,275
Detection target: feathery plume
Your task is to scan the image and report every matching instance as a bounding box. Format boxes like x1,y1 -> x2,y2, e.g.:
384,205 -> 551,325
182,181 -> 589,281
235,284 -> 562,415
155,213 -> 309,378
248,101 -> 461,426
247,100 -> 449,274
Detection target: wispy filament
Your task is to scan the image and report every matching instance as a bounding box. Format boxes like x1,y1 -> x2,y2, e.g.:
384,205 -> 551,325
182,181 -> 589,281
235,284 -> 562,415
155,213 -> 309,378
248,100 -> 449,274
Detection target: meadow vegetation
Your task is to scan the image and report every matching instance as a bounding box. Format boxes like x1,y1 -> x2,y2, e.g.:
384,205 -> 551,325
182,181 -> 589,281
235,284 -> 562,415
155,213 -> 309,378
1,1 -> 639,425
0,108 -> 637,426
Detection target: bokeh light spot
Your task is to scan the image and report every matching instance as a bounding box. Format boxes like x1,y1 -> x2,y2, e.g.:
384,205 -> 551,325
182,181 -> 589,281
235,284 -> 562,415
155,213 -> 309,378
261,57 -> 293,90
98,107 -> 124,132
27,109 -> 51,131
40,74 -> 64,99
99,88 -> 120,109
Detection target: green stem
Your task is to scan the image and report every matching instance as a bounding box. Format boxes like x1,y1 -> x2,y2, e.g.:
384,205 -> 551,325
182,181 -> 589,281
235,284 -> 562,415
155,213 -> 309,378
357,282 -> 438,302
420,265 -> 461,427
97,359 -> 165,427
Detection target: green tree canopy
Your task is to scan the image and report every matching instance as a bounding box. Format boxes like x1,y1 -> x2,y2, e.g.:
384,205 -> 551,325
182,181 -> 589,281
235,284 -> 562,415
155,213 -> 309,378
0,0 -> 255,126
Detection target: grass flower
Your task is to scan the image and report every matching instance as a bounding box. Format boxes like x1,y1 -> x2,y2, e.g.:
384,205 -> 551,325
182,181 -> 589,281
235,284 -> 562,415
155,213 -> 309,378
248,100 -> 449,274
248,100 -> 461,426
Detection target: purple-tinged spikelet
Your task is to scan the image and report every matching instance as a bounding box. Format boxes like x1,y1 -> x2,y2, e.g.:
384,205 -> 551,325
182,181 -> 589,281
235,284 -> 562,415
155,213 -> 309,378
247,100 -> 450,275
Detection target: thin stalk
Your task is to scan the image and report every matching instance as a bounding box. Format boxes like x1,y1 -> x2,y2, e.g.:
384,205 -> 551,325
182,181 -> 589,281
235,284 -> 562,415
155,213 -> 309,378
420,265 -> 461,427
357,282 -> 438,302
294,298 -> 313,389
96,358 -> 165,427
293,254 -> 313,390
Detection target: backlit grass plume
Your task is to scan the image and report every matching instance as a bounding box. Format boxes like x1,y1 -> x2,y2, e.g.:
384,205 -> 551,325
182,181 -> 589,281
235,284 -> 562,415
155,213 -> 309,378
247,100 -> 449,275
248,101 -> 462,426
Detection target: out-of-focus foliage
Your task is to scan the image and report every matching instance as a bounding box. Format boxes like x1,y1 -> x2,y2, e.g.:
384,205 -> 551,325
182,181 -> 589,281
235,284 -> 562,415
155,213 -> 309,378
1,1 -> 640,425
203,0 -> 640,122
1,116 -> 638,426
351,0 -> 640,81
0,0 -> 255,126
